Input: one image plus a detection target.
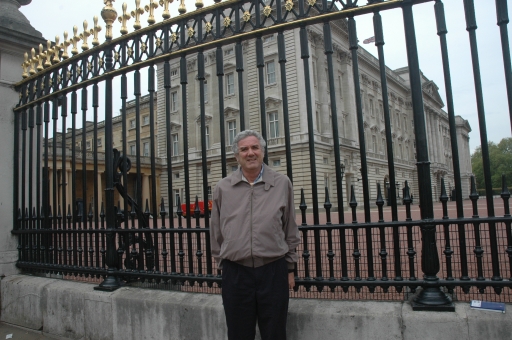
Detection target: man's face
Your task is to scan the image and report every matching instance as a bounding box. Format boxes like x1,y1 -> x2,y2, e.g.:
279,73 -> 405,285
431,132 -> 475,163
235,136 -> 264,173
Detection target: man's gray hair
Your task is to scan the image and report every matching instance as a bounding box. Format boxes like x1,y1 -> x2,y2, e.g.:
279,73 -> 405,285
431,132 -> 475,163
232,130 -> 267,155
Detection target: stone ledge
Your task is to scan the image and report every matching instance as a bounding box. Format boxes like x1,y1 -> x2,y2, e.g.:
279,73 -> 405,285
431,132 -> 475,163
1,275 -> 511,340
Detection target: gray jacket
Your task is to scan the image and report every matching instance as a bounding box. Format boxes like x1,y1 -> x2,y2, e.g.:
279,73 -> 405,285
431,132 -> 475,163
210,164 -> 300,270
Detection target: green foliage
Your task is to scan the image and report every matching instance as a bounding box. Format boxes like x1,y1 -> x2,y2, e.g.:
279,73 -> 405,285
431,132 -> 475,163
471,137 -> 512,190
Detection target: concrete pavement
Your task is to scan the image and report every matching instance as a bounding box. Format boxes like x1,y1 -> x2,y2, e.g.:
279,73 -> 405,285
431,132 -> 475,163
0,322 -> 70,340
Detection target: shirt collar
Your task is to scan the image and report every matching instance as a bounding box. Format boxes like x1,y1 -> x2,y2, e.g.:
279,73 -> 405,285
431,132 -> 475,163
241,165 -> 264,185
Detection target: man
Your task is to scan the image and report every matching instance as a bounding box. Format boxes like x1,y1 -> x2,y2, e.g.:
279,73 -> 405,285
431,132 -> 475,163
210,130 -> 300,340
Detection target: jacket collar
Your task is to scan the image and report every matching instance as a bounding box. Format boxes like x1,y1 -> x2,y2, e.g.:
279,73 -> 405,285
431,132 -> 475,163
231,163 -> 275,190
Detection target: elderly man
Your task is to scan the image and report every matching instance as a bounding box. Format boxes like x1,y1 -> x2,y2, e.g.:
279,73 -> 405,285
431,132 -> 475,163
210,130 -> 300,340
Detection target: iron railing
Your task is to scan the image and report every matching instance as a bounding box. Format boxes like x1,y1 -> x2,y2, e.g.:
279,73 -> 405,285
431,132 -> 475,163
12,0 -> 512,311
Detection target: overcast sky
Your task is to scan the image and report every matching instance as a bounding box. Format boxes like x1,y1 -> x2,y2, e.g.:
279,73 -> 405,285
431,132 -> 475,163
20,0 -> 511,153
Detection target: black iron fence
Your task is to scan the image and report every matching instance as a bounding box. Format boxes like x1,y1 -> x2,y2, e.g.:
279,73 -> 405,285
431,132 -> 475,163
12,0 -> 512,310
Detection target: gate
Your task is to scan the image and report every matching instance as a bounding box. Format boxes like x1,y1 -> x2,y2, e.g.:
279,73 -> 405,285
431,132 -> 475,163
12,0 -> 512,311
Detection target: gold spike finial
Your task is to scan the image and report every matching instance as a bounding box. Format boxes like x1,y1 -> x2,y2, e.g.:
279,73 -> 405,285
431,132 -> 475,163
195,0 -> 203,10
37,44 -> 45,71
53,36 -> 61,64
118,2 -> 131,34
159,0 -> 172,19
22,52 -> 29,78
71,26 -> 81,55
81,20 -> 91,51
131,0 -> 144,30
178,0 -> 186,14
145,0 -> 158,25
92,16 -> 102,46
29,48 -> 37,75
101,0 -> 118,41
62,31 -> 70,59
44,40 -> 53,68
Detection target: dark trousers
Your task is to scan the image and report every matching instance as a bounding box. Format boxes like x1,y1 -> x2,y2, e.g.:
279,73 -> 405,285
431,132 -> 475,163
221,257 -> 289,340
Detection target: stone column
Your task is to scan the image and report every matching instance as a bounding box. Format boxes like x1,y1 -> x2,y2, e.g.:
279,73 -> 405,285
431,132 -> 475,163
0,0 -> 45,277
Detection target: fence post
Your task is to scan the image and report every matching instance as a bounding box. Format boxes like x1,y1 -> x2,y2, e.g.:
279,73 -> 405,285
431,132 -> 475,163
402,0 -> 454,311
96,1 -> 120,291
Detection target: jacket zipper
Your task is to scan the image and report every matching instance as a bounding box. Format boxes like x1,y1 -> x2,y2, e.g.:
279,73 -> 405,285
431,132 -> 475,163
250,184 -> 254,268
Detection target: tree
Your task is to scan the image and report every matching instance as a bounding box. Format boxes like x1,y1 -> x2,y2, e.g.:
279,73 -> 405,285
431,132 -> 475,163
471,137 -> 512,190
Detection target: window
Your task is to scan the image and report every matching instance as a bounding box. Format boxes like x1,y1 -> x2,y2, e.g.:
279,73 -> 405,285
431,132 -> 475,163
130,145 -> 136,155
323,158 -> 328,164
208,186 -> 212,201
315,111 -> 321,132
171,91 -> 178,112
369,98 -> 374,116
130,119 -> 136,129
86,140 -> 91,150
228,120 -> 237,145
268,112 -> 279,139
266,60 -> 276,85
272,159 -> 281,167
171,68 -> 178,77
338,74 -> 343,98
312,61 -> 317,86
174,189 -> 180,206
405,146 -> 409,160
174,172 -> 180,179
205,125 -> 210,150
379,104 -> 384,121
172,134 -> 179,156
97,138 -> 102,147
263,35 -> 274,43
203,79 -> 208,103
372,135 -> 377,152
396,112 -> 400,130
143,142 -> 149,156
381,138 -> 386,154
224,48 -> 234,56
226,73 -> 235,95
143,115 -> 149,125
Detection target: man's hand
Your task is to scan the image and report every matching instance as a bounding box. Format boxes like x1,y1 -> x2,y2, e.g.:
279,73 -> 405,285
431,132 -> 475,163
288,272 -> 295,290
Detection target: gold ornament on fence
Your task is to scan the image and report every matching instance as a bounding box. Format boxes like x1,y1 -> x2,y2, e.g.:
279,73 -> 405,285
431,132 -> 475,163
243,11 -> 251,23
263,5 -> 272,17
195,0 -> 203,10
53,36 -> 61,64
37,44 -> 45,71
62,31 -> 70,59
71,26 -> 81,55
29,48 -> 36,75
101,0 -> 117,40
118,2 -> 131,35
178,0 -> 186,14
22,52 -> 29,78
131,0 -> 144,30
81,20 -> 91,51
44,41 -> 53,68
159,0 -> 172,19
205,22 -> 212,33
92,16 -> 102,46
285,0 -> 293,11
145,0 -> 158,25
